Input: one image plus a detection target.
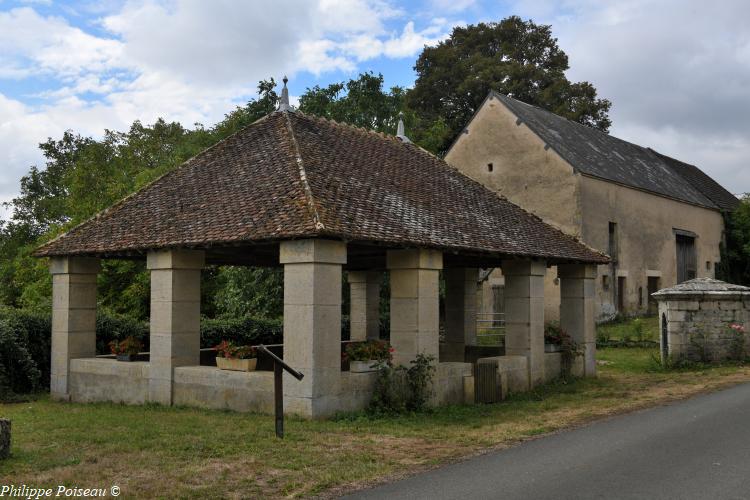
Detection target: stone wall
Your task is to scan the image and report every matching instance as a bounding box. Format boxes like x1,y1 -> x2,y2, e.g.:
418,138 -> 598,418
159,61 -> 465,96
655,278 -> 750,363
659,299 -> 750,362
65,357 -> 471,415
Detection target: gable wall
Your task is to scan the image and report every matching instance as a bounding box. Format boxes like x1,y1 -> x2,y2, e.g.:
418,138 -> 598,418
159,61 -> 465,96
446,96 -> 583,322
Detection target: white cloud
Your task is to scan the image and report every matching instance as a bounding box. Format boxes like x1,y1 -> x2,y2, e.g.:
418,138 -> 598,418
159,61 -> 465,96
0,0 -> 455,220
511,0 -> 750,193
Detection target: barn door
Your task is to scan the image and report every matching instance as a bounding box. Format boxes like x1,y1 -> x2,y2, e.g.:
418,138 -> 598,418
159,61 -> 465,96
676,234 -> 696,283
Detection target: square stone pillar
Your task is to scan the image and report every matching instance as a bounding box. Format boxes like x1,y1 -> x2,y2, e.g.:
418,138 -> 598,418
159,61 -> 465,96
50,257 -> 100,400
348,271 -> 381,341
502,260 -> 546,387
280,239 -> 347,418
558,264 -> 597,377
444,268 -> 478,361
147,249 -> 204,405
387,249 -> 443,366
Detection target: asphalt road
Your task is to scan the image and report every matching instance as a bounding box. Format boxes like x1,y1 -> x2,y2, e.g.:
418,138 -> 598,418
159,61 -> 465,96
345,382 -> 750,500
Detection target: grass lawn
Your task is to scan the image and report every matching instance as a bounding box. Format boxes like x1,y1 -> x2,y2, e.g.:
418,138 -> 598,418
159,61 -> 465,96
2,345 -> 749,498
597,315 -> 660,342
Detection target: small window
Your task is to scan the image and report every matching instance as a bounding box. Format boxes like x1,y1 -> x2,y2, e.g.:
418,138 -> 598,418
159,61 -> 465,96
487,163 -> 494,172
706,261 -> 711,270
638,286 -> 643,307
602,275 -> 609,290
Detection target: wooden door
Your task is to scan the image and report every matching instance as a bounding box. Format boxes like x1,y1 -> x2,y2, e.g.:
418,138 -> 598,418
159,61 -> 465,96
676,235 -> 696,283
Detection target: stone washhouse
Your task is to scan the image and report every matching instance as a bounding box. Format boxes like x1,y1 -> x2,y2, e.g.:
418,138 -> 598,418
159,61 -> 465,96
34,83 -> 608,418
654,278 -> 750,363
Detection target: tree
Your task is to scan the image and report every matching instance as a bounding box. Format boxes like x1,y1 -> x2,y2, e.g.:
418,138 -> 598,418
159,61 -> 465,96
0,79 -> 283,317
299,72 -> 405,133
717,196 -> 750,285
408,16 -> 612,153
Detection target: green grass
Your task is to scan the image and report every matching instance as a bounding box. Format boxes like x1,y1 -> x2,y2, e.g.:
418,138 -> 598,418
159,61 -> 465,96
2,347 -> 749,498
597,316 -> 659,343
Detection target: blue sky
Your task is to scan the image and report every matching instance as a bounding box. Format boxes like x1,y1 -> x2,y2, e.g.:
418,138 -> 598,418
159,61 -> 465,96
2,0 -> 750,218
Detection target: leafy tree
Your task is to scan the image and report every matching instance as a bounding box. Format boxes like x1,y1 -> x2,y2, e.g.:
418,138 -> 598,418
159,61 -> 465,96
299,72 -> 405,133
408,16 -> 612,153
0,79 -> 283,317
717,196 -> 750,285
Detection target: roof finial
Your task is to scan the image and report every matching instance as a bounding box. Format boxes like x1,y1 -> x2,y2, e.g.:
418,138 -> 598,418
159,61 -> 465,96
278,75 -> 291,112
396,111 -> 410,143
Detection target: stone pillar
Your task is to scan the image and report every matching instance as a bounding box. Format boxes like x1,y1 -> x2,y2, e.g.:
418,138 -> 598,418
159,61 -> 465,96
558,264 -> 597,376
444,268 -> 478,361
348,271 -> 381,341
387,249 -> 442,366
50,256 -> 100,400
280,239 -> 346,418
502,260 -> 546,387
147,249 -> 204,405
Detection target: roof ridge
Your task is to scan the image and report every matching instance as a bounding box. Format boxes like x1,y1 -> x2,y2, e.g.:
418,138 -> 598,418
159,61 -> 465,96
283,112 -> 325,231
489,91 -> 717,210
293,109 -> 405,145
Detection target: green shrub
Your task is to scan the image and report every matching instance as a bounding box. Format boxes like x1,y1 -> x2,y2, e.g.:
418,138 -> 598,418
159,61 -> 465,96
200,315 -> 282,348
368,353 -> 436,414
0,316 -> 44,400
96,313 -> 149,354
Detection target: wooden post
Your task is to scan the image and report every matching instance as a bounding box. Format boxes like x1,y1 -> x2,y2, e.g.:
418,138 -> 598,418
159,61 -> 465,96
257,345 -> 304,439
274,362 -> 284,438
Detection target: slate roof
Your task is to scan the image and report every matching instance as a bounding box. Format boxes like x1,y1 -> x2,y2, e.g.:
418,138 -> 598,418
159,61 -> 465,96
649,150 -> 739,211
490,92 -> 734,211
34,111 -> 607,264
653,277 -> 750,298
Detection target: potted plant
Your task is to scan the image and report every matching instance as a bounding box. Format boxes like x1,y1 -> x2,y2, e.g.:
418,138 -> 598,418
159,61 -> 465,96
109,336 -> 143,362
345,340 -> 393,373
215,340 -> 258,372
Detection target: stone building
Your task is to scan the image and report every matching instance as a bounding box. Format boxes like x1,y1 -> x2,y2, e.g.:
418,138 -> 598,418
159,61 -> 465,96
446,92 -> 739,322
34,86 -> 607,418
653,278 -> 750,363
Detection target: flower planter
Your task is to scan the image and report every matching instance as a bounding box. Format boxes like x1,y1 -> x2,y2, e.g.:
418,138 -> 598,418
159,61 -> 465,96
349,360 -> 384,373
216,357 -> 257,372
544,344 -> 562,353
116,354 -> 138,362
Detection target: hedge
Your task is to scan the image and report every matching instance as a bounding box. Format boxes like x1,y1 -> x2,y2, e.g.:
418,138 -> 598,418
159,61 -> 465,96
0,308 -> 284,401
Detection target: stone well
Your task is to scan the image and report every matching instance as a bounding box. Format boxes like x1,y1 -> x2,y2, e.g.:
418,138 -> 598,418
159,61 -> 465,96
653,278 -> 750,363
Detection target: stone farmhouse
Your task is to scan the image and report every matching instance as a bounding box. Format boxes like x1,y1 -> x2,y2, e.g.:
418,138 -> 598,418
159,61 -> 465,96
34,83 -> 608,418
446,92 -> 739,323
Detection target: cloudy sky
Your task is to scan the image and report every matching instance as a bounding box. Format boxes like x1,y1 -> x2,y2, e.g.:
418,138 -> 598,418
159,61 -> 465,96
1,0 -> 749,220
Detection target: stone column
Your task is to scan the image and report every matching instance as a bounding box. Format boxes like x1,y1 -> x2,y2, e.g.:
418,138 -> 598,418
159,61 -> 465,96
444,268 -> 478,361
502,260 -> 546,387
387,249 -> 442,366
50,257 -> 100,400
147,249 -> 204,405
558,264 -> 597,376
280,239 -> 346,418
348,271 -> 381,341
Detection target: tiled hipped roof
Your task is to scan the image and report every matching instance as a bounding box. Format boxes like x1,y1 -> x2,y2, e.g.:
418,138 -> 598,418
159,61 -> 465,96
491,92 -> 738,211
35,111 -> 608,264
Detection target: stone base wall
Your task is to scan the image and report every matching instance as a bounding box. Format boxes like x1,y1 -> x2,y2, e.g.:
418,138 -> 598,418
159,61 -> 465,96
65,358 -> 473,416
70,358 -> 149,405
661,300 -> 750,362
432,362 -> 473,405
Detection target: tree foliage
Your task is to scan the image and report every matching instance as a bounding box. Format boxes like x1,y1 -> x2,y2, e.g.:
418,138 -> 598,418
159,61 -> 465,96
717,196 -> 750,285
408,16 -> 612,153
